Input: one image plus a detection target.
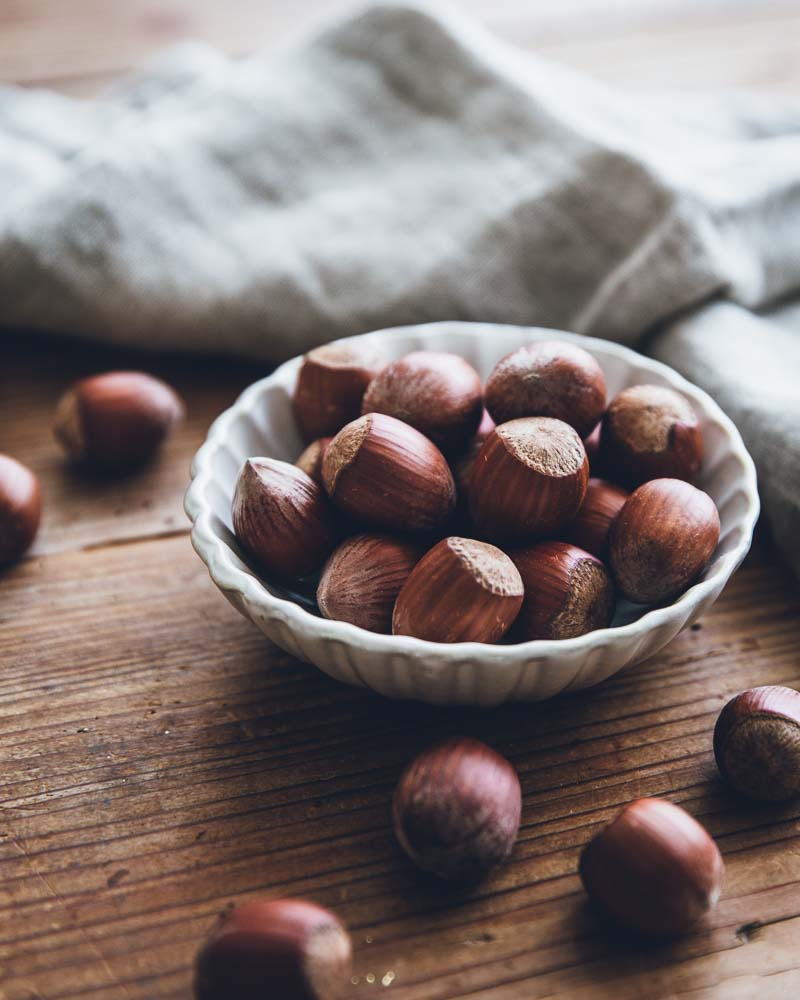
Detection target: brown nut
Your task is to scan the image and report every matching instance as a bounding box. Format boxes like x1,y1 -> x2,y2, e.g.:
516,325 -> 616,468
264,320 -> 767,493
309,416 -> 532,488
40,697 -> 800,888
452,408 -> 495,495
601,384 -> 703,486
583,421 -> 603,472
232,459 -> 335,580
0,454 -> 42,567
54,371 -> 185,470
468,417 -> 588,543
392,537 -> 523,643
392,737 -> 521,880
292,343 -> 385,442
484,340 -> 606,438
510,541 -> 615,641
609,478 -> 720,604
361,351 -> 483,452
317,534 -> 422,633
295,438 -> 331,486
563,478 -> 629,560
194,898 -> 352,1000
322,413 -> 456,534
579,797 -> 724,937
714,686 -> 800,801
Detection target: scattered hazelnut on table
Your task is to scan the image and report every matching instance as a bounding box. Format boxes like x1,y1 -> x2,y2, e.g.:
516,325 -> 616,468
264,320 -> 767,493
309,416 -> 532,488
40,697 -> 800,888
392,737 -> 521,880
194,899 -> 352,1000
317,534 -> 422,634
468,417 -> 588,543
292,343 -> 386,442
0,454 -> 42,567
563,478 -> 629,560
510,541 -> 615,641
484,340 -> 606,438
361,350 -> 483,452
53,371 -> 185,471
714,686 -> 800,801
579,797 -> 724,937
51,369 -> 184,472
322,413 -> 456,534
295,437 -> 332,486
232,459 -> 335,580
609,478 -> 720,604
392,537 -> 524,644
601,384 -> 703,486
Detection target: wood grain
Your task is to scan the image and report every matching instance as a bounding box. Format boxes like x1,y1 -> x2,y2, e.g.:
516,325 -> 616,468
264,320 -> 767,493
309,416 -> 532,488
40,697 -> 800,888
2,2 -> 800,998
2,513 -> 800,998
2,1 -> 800,93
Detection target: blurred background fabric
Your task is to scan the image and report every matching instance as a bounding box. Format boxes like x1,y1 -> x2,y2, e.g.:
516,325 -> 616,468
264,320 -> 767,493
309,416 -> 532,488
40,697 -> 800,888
1,1 -> 799,569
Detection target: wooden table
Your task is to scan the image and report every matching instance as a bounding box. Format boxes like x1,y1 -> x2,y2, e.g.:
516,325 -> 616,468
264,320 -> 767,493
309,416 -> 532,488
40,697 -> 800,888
3,4 -> 800,998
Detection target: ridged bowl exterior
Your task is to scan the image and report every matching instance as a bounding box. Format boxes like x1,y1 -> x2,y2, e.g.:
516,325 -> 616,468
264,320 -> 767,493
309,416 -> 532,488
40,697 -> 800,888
185,323 -> 759,706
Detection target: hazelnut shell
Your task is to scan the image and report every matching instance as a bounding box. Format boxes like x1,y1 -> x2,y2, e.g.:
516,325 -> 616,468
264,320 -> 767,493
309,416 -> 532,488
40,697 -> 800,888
579,797 -> 724,937
484,340 -> 606,438
510,541 -> 615,641
609,478 -> 720,604
317,534 -> 422,634
232,459 -> 335,580
361,350 -> 483,452
295,438 -> 331,486
392,536 -> 524,644
562,478 -> 629,560
601,384 -> 703,486
468,417 -> 588,543
322,413 -> 456,534
392,737 -> 521,880
713,686 -> 800,801
0,454 -> 42,567
53,371 -> 185,470
194,898 -> 352,1000
292,343 -> 385,442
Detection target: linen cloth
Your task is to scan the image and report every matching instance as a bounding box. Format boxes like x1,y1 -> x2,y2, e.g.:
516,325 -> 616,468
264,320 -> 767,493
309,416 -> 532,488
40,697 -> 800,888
2,3 -> 799,570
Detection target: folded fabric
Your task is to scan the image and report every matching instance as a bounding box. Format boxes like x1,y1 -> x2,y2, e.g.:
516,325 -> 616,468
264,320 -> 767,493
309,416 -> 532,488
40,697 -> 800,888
2,2 -> 799,571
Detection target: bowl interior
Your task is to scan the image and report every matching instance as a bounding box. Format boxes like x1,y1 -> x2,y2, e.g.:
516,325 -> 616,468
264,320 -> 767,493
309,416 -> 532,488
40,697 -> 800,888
193,323 -> 756,641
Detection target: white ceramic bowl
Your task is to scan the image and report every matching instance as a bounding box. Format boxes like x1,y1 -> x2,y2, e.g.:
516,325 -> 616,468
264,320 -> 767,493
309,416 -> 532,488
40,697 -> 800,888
185,323 -> 759,706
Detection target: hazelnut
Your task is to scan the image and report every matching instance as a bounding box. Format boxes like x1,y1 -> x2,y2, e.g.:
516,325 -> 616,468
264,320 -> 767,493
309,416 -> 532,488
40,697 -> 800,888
0,454 -> 42,567
361,351 -> 483,452
392,537 -> 523,644
609,478 -> 720,604
322,413 -> 455,534
232,459 -> 335,580
601,384 -> 703,486
484,340 -> 606,438
579,797 -> 724,937
563,478 -> 629,560
53,371 -> 185,470
510,541 -> 615,641
468,417 -> 588,543
295,438 -> 331,486
452,409 -> 495,496
292,343 -> 385,442
392,737 -> 521,880
714,686 -> 800,801
583,421 -> 603,472
194,898 -> 352,1000
317,534 -> 422,633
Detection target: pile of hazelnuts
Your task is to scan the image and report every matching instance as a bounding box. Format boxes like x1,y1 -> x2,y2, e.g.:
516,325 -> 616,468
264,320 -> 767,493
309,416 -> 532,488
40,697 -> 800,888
195,681 -> 800,999
232,339 -> 721,644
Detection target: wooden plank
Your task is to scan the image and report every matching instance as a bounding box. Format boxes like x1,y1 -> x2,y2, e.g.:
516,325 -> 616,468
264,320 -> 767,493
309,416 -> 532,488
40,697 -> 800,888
1,1 -> 799,93
1,530 -> 799,997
